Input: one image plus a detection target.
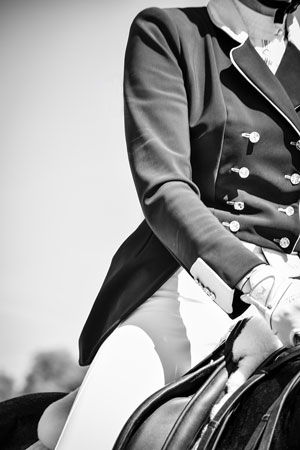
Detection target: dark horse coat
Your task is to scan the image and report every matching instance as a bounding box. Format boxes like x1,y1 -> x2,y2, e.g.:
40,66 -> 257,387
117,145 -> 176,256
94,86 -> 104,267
79,0 -> 300,366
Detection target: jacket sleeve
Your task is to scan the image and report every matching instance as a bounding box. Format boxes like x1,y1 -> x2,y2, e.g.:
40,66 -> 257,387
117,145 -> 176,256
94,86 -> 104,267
123,7 -> 262,313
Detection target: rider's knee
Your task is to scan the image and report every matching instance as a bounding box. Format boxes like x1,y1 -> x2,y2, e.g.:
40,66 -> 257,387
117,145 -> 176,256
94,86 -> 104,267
37,389 -> 78,449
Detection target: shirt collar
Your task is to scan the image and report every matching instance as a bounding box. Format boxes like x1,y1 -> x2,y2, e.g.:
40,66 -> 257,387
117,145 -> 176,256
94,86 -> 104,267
207,0 -> 300,50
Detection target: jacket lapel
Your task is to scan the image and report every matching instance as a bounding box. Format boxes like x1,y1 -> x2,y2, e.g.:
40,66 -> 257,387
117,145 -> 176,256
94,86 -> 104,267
208,0 -> 300,135
230,38 -> 300,136
276,41 -> 300,113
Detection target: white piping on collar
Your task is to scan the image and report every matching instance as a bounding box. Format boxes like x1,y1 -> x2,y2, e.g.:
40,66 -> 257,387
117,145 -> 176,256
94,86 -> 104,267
207,0 -> 300,51
229,43 -> 300,137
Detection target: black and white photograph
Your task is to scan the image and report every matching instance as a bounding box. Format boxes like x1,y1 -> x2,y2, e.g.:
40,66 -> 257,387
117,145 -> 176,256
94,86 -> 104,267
2,0 -> 300,449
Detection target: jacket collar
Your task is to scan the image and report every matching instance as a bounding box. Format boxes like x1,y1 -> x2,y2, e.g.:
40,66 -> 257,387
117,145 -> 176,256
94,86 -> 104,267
207,0 -> 300,51
207,0 -> 300,136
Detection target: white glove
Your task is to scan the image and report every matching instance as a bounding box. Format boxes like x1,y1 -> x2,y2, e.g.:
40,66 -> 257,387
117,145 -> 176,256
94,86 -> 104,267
240,264 -> 300,347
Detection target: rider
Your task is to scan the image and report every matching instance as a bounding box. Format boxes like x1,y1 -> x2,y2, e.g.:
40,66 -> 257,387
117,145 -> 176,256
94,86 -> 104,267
30,0 -> 300,449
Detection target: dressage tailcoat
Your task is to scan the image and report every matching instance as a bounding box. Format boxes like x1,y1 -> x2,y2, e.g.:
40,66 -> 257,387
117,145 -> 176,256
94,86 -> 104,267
79,1 -> 300,365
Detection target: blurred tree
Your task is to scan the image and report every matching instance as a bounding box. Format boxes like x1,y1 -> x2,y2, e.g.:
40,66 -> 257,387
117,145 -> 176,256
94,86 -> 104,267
0,371 -> 15,401
21,349 -> 87,394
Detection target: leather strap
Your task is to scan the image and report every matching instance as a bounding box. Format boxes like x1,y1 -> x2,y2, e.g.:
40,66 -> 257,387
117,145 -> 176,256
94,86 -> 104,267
195,346 -> 300,450
161,361 -> 230,450
196,373 -> 266,450
112,321 -> 247,450
160,320 -> 251,450
244,369 -> 300,449
112,354 -> 225,450
244,400 -> 279,450
257,370 -> 300,449
113,330 -> 300,450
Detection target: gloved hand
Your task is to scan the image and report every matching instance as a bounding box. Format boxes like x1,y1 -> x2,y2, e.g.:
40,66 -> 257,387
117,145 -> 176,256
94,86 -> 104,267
239,264 -> 300,347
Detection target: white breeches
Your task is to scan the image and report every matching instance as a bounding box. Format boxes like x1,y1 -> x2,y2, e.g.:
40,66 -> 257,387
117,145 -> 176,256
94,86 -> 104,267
54,269 -> 232,450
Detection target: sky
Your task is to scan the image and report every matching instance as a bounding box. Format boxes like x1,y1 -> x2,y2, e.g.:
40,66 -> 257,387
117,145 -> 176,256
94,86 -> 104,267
0,0 -> 207,388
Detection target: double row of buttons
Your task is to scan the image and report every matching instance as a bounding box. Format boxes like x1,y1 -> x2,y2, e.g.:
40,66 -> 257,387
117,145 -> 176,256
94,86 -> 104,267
222,219 -> 292,249
231,166 -> 300,186
226,201 -> 295,217
241,130 -> 300,151
223,131 -> 300,249
233,132 -> 300,180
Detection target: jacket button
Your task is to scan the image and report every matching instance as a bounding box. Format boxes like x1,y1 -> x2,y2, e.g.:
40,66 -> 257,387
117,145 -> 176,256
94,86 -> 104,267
273,237 -> 290,249
231,167 -> 250,178
290,140 -> 300,151
284,173 -> 300,185
226,200 -> 245,211
242,131 -> 260,143
204,287 -> 216,301
222,220 -> 240,233
278,206 -> 295,216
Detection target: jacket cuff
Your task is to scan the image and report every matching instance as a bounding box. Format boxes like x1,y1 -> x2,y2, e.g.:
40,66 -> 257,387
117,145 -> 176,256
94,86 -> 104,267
190,257 -> 235,314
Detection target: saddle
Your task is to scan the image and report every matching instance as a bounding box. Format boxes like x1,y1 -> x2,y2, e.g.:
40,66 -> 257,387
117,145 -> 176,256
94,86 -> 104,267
113,318 -> 300,450
1,318 -> 300,449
